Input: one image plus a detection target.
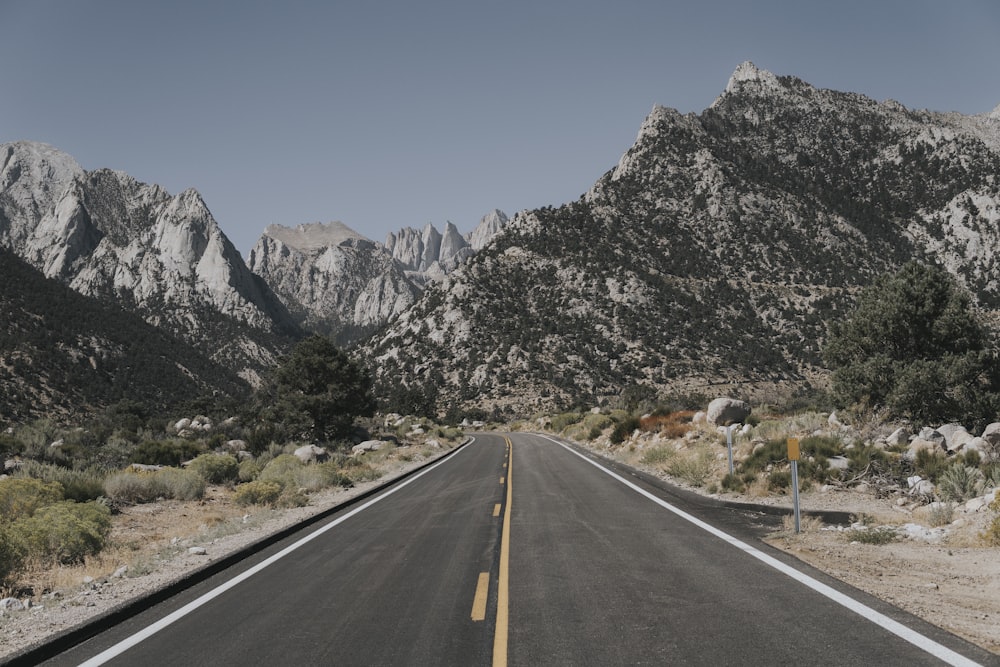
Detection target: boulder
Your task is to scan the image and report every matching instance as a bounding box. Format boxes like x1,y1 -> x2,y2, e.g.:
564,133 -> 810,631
885,427 -> 911,448
294,444 -> 329,464
352,440 -> 388,455
917,427 -> 946,449
692,411 -> 707,424
982,422 -> 1000,445
174,418 -> 192,432
706,398 -> 751,426
827,456 -> 850,471
223,439 -> 248,453
0,598 -> 25,612
906,437 -> 942,459
936,424 -> 973,452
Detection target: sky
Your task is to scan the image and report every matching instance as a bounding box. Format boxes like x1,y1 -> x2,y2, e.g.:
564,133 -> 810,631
3,1 -> 999,256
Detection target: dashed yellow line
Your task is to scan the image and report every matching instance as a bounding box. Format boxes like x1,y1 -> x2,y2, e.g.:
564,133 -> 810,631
493,503 -> 501,517
493,437 -> 512,667
471,572 -> 490,621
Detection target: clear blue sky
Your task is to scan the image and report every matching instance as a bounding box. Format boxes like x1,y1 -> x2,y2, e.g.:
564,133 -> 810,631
3,1 -> 999,255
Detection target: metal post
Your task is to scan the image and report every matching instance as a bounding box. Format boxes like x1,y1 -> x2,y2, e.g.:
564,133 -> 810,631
726,424 -> 735,476
791,459 -> 801,534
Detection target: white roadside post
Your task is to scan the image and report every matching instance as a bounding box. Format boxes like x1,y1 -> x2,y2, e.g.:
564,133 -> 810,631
725,423 -> 738,476
788,437 -> 801,533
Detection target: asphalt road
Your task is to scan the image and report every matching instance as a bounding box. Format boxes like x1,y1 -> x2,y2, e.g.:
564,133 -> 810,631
31,433 -> 997,666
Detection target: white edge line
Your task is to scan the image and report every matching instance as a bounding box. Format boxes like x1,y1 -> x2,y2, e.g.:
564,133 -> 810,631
78,438 -> 478,667
537,434 -> 982,667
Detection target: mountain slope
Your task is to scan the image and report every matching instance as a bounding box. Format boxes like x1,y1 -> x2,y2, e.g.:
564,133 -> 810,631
364,62 -> 1000,415
0,141 -> 300,383
0,248 -> 249,423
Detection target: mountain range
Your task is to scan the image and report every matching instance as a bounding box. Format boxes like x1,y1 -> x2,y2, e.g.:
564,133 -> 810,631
364,62 -> 1000,415
247,211 -> 508,343
3,61 -> 999,421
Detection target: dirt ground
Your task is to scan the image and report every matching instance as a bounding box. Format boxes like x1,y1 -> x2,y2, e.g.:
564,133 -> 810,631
2,437 -> 999,660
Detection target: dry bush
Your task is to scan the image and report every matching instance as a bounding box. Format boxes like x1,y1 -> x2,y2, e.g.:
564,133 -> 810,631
640,411 -> 695,439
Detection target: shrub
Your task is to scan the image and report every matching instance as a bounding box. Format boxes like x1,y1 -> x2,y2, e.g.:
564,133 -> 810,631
15,460 -> 105,502
610,415 -> 641,444
913,449 -> 950,482
937,464 -> 985,502
927,502 -> 955,527
156,468 -> 206,501
104,471 -> 166,504
187,453 -> 240,485
982,495 -> 1000,546
768,470 -> 792,492
257,454 -> 304,488
551,412 -> 583,432
12,500 -> 112,564
720,472 -> 745,493
0,525 -> 24,583
844,526 -> 898,545
238,459 -> 262,482
234,480 -> 282,507
666,450 -> 713,487
0,477 -> 64,522
129,439 -> 204,466
640,446 -> 675,466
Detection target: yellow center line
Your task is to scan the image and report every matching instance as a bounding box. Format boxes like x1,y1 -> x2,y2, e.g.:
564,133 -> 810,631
493,437 -> 512,667
471,572 -> 490,621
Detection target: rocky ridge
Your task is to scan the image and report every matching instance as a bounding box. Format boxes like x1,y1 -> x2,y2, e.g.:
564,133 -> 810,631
248,210 -> 509,343
363,62 -> 1000,415
0,141 -> 298,385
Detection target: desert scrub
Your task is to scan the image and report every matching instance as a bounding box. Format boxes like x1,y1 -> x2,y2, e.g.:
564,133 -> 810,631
937,464 -> 985,502
666,449 -> 713,487
155,467 -> 206,501
0,525 -> 23,583
11,500 -> 112,564
610,415 -> 642,445
0,477 -> 64,519
129,438 -> 204,466
640,446 -> 676,467
234,480 -> 283,507
104,471 -> 165,504
550,412 -> 583,433
187,453 -> 240,485
106,468 -> 206,504
982,496 -> 1000,546
844,526 -> 898,545
14,460 -> 106,502
926,502 -> 955,527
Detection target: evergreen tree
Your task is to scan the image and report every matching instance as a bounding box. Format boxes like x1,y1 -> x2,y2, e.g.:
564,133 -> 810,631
270,335 -> 375,442
823,261 -> 999,427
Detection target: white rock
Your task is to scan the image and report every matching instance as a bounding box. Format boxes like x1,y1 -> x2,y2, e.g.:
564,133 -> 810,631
293,444 -> 329,464
706,398 -> 751,426
188,547 -> 208,556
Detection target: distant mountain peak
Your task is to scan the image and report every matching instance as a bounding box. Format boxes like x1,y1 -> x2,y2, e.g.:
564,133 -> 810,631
262,220 -> 367,255
724,60 -> 782,95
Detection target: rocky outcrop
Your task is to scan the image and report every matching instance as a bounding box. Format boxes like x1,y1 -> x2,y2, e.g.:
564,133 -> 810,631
0,141 -> 297,383
250,213 -> 508,344
706,398 -> 751,426
249,224 -> 420,343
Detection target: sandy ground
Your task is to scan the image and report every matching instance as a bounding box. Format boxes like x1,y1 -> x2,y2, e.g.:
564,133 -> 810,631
2,436 -> 999,660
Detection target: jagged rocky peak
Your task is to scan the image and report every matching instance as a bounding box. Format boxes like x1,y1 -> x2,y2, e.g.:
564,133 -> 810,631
0,141 -> 85,246
262,220 -> 368,255
723,61 -> 783,95
466,209 -> 509,250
